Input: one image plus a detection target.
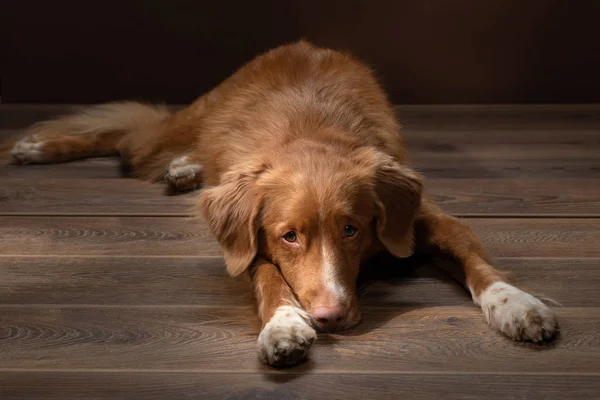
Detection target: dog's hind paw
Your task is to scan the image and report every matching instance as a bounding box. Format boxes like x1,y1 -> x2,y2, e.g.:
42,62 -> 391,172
257,305 -> 316,368
11,135 -> 50,164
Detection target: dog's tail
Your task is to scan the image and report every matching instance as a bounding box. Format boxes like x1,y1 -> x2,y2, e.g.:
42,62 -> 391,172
7,102 -> 172,168
26,101 -> 170,141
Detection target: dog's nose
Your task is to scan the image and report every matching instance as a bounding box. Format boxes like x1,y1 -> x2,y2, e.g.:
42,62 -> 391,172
311,304 -> 348,327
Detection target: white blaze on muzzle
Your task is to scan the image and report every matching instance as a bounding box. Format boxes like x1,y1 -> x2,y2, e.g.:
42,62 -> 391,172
320,241 -> 349,304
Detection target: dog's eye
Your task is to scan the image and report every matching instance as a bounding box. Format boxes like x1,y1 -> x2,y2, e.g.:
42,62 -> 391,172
283,231 -> 298,243
343,225 -> 358,238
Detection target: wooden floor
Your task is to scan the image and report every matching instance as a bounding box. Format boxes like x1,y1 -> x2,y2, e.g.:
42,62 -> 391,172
1,105 -> 599,399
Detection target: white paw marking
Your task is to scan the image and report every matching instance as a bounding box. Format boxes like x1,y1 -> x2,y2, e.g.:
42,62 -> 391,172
11,137 -> 47,164
478,282 -> 558,342
165,156 -> 204,190
257,305 -> 316,367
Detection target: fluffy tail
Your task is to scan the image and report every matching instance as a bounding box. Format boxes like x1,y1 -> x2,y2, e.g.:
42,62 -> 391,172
9,102 -> 171,168
27,102 -> 170,137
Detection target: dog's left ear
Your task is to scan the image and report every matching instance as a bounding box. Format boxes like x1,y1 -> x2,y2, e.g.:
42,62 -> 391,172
197,170 -> 264,277
373,157 -> 423,258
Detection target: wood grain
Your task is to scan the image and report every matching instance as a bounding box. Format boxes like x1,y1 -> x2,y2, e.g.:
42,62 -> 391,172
0,179 -> 195,215
410,145 -> 600,179
425,179 -> 600,216
395,104 -> 600,126
0,255 -> 467,307
0,256 -> 253,306
1,217 -> 598,257
465,218 -> 600,258
1,372 -> 599,400
362,257 -> 600,308
0,306 -> 598,373
2,178 -> 600,216
1,256 -> 598,307
0,158 -> 124,179
404,127 -> 600,145
0,216 -> 220,256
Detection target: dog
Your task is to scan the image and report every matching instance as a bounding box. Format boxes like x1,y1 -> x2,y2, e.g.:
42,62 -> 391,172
10,41 -> 558,367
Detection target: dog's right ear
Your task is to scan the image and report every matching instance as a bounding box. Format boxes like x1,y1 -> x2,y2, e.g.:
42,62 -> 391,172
197,170 -> 264,277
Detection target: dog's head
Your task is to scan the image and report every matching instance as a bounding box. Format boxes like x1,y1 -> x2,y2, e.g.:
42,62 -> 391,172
198,144 -> 422,331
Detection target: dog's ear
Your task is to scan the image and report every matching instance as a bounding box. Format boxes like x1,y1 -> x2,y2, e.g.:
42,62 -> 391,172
373,158 -> 423,258
198,170 -> 264,277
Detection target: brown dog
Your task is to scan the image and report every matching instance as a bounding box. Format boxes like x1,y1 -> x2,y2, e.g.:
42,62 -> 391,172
11,41 -> 558,367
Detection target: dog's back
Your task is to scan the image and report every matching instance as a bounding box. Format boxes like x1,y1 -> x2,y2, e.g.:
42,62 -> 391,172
190,41 -> 407,184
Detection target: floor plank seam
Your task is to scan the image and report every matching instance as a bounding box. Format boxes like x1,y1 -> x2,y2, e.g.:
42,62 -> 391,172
2,254 -> 599,260
0,254 -> 224,259
3,213 -> 600,218
1,255 -> 597,260
1,368 -> 600,376
0,305 -> 592,311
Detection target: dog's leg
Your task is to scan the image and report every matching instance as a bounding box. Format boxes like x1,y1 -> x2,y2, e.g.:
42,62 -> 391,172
164,154 -> 205,192
250,258 -> 316,367
11,130 -> 122,165
11,102 -> 169,166
414,198 -> 559,342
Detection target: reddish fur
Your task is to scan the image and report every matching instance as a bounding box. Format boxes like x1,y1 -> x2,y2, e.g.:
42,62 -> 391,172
10,40 -> 509,331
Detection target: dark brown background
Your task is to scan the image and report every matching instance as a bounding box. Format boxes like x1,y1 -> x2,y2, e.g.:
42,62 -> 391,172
2,0 -> 599,104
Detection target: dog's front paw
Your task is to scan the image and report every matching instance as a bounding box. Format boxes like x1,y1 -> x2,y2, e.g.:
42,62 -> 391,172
480,282 -> 559,342
257,305 -> 316,367
165,156 -> 204,191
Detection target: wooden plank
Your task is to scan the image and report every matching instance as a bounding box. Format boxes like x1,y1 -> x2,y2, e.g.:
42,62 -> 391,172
0,256 -> 465,307
397,105 -> 600,131
0,306 -> 597,373
1,257 -> 598,307
0,179 -> 194,215
2,178 -> 599,216
1,372 -> 599,400
491,258 -> 600,307
402,104 -> 600,124
0,216 -> 221,257
0,217 -> 598,257
410,145 -> 600,179
464,218 -> 600,258
0,158 -> 124,179
362,257 -> 600,308
412,144 -> 600,158
0,256 -> 252,307
426,179 -> 600,216
2,104 -> 599,129
404,127 -> 600,146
